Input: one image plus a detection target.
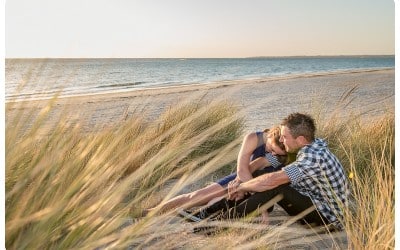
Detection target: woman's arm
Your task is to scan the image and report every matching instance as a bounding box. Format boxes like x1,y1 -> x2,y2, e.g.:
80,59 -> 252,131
248,157 -> 270,173
236,132 -> 261,182
228,157 -> 269,200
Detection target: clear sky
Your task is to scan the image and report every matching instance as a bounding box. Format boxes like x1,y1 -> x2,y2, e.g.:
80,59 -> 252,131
5,0 -> 395,58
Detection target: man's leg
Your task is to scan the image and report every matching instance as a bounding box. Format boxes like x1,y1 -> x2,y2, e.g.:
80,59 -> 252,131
195,194 -> 251,219
275,185 -> 329,225
195,167 -> 279,218
223,184 -> 329,225
252,168 -> 277,213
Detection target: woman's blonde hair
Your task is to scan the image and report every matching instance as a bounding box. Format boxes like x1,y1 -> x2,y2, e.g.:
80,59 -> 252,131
263,126 -> 293,165
263,126 -> 285,151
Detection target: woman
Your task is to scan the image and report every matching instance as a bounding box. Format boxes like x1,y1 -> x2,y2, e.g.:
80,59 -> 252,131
146,126 -> 287,215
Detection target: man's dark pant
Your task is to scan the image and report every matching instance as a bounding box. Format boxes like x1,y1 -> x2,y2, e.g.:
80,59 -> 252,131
202,184 -> 329,226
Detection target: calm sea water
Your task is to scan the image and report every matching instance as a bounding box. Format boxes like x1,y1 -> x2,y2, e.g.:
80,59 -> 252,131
5,56 -> 394,101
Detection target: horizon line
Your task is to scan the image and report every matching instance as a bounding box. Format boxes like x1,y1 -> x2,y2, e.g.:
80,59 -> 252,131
5,54 -> 395,60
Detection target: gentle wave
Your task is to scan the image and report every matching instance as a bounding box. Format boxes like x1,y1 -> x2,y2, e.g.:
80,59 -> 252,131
95,82 -> 147,89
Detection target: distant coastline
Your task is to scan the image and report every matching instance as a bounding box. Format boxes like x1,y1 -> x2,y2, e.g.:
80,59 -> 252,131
5,54 -> 395,60
246,55 -> 395,59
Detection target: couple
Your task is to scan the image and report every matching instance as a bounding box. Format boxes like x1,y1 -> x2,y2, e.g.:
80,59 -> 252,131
148,113 -> 349,230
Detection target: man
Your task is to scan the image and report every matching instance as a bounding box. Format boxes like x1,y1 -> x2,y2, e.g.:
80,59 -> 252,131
193,113 -> 349,230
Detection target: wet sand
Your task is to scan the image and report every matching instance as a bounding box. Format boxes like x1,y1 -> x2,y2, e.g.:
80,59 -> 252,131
7,68 -> 394,133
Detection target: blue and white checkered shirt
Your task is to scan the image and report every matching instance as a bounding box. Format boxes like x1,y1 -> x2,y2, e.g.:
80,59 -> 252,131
265,153 -> 282,168
282,138 -> 349,229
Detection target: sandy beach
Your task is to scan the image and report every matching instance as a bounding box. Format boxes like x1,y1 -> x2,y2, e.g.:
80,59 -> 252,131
7,68 -> 394,133
6,68 -> 394,248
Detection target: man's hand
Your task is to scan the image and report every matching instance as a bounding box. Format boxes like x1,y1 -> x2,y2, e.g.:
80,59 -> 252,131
227,179 -> 245,200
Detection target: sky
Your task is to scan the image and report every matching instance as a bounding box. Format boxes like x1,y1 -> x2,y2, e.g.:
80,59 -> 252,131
5,0 -> 396,58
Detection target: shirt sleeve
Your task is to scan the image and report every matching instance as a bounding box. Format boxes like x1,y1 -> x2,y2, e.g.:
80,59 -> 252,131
265,153 -> 281,168
282,148 -> 318,184
282,163 -> 303,184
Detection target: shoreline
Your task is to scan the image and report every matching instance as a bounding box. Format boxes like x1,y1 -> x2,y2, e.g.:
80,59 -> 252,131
6,67 -> 394,103
6,68 -> 395,133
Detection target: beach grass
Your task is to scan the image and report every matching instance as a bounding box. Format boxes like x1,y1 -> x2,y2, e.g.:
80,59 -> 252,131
5,93 -> 394,249
319,111 -> 395,249
6,97 -> 244,249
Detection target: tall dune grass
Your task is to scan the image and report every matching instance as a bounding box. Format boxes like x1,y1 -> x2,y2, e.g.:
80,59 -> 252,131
6,98 -> 244,249
318,111 -> 395,249
6,93 -> 394,249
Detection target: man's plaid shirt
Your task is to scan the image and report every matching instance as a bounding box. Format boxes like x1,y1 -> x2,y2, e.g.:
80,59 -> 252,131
282,138 -> 349,229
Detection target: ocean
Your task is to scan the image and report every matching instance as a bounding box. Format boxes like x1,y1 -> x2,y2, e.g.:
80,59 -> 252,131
5,56 -> 394,101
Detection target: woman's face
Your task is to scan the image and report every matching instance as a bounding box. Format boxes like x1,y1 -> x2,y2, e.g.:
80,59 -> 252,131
266,136 -> 286,156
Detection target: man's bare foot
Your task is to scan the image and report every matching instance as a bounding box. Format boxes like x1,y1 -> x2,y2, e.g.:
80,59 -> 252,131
261,210 -> 269,225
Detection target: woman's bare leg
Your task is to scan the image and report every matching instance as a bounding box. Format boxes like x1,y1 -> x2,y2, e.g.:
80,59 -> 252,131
148,183 -> 226,214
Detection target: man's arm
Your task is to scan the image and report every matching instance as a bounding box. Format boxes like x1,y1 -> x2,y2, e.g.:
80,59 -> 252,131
237,170 -> 290,193
227,157 -> 270,200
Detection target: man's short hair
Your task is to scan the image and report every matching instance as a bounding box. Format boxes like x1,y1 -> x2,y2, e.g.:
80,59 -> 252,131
281,113 -> 316,141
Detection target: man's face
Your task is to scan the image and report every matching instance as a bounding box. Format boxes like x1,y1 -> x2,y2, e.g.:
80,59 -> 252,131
280,126 -> 301,153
